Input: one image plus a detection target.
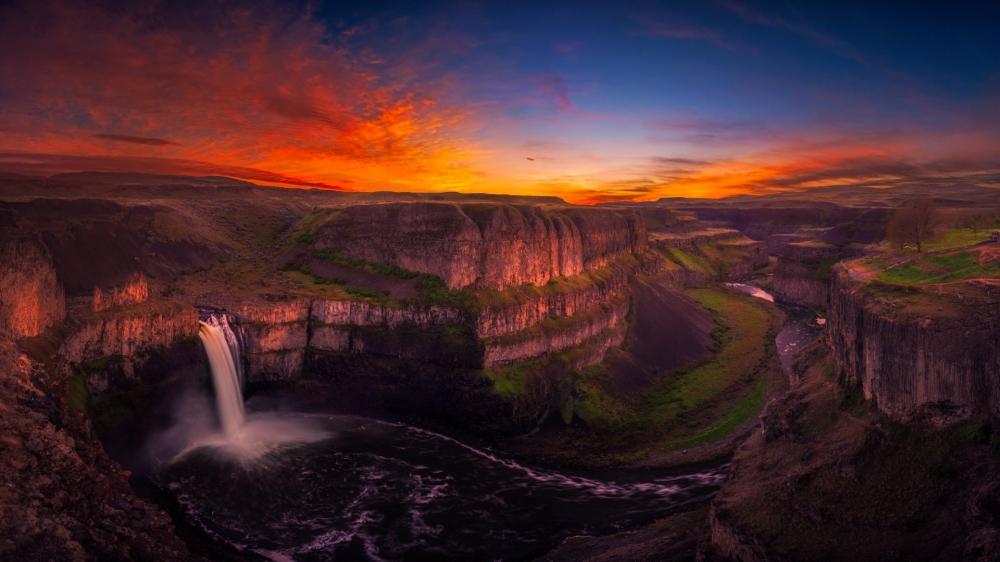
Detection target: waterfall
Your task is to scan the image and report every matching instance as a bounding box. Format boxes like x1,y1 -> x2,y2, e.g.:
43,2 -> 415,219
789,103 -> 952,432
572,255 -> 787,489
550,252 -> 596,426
199,320 -> 246,436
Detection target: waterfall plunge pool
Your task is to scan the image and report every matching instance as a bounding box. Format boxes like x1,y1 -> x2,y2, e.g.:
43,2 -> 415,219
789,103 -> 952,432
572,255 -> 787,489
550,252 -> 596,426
148,314 -> 726,561
160,411 -> 726,561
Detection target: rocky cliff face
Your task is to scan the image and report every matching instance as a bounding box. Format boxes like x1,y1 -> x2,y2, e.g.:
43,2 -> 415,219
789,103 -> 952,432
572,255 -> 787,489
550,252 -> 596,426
1,199 -> 225,296
228,297 -> 470,380
828,265 -> 1000,419
92,273 -> 149,312
312,203 -> 646,290
710,340 -> 1000,562
0,237 -> 65,338
474,265 -> 631,339
60,300 -> 198,370
230,286 -> 633,378
483,297 -> 628,366
0,341 -> 190,560
771,242 -> 839,308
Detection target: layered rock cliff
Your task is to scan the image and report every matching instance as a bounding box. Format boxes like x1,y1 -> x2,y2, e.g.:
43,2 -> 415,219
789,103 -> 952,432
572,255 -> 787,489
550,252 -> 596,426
226,297 -> 470,380
0,237 -> 65,337
771,241 -> 839,308
474,262 -> 632,338
60,299 -> 198,370
483,297 -> 628,366
311,203 -> 646,290
92,273 -> 149,312
828,263 -> 1000,419
650,228 -> 768,284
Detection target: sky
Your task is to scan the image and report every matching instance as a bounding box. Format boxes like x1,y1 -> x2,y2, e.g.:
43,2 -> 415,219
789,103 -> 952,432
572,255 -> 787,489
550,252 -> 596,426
0,0 -> 998,203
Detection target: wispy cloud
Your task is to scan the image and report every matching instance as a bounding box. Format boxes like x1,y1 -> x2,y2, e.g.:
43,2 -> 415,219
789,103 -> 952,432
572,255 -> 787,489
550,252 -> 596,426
718,1 -> 871,67
93,134 -> 179,146
636,14 -> 746,52
535,74 -> 575,111
0,152 -> 348,190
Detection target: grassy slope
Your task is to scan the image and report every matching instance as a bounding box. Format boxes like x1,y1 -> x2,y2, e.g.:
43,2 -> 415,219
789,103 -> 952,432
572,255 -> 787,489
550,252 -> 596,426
504,287 -> 776,465
876,251 -> 1000,286
924,226 -> 995,251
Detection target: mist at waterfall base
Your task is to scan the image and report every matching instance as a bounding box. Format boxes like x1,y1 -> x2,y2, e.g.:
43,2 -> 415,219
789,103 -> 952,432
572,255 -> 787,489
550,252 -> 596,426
145,320 -> 726,561
143,321 -> 329,465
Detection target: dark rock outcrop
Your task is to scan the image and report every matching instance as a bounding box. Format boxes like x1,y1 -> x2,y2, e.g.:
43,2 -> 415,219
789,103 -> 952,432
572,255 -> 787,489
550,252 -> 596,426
0,341 -> 190,560
771,241 -> 839,308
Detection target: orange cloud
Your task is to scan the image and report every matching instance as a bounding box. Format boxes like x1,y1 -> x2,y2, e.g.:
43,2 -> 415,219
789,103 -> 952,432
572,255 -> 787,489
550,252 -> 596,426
0,0 -> 478,191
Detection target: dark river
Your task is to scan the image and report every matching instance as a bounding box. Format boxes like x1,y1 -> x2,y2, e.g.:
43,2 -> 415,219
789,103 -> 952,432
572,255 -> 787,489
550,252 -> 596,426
160,413 -> 726,561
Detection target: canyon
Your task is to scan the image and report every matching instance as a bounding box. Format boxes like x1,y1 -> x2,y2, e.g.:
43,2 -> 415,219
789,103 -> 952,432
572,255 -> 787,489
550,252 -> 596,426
0,174 -> 998,561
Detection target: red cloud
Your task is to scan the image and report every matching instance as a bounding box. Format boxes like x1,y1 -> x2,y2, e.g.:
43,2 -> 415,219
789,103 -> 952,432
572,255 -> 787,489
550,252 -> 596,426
0,0 -> 474,190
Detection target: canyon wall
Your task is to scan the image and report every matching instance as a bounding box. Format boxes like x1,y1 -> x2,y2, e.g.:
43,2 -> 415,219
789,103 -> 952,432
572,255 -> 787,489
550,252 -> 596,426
474,265 -> 632,339
771,242 -> 838,308
483,297 -> 629,366
650,229 -> 768,283
312,203 -> 646,290
59,300 -> 198,378
92,273 -> 149,312
0,237 -> 65,338
828,265 -> 1000,418
0,340 -> 191,560
229,297 -> 473,381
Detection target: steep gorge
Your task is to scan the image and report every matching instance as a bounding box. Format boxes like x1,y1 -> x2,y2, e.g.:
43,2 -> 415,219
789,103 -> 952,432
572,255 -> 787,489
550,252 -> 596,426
771,241 -> 839,308
828,263 -> 1000,419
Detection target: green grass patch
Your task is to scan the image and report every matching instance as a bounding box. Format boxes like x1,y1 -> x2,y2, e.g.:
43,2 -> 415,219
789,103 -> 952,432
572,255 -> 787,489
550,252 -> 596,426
661,378 -> 767,450
563,288 -> 772,449
413,275 -> 477,309
924,227 -> 993,251
666,247 -> 715,275
290,208 -> 342,246
67,371 -> 88,413
484,362 -> 533,399
877,251 -> 999,286
312,249 -> 421,280
570,364 -> 634,427
642,288 -> 770,432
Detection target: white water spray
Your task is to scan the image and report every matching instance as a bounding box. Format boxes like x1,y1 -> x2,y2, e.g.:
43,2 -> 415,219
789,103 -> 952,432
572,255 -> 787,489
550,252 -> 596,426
159,315 -> 329,463
198,320 -> 246,436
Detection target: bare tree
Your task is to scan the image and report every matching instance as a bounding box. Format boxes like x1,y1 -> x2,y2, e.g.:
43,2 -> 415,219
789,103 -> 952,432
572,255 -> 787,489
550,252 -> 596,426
962,210 -> 997,234
886,198 -> 937,252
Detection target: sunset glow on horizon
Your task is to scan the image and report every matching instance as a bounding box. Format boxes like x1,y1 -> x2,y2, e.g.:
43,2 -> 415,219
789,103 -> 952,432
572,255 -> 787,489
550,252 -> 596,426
1,1 -> 998,204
